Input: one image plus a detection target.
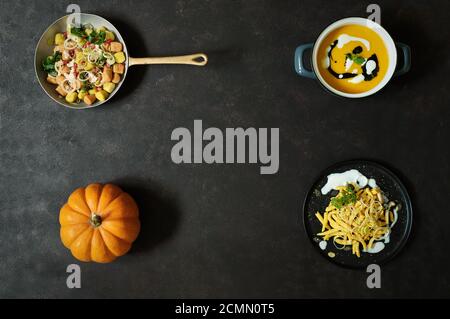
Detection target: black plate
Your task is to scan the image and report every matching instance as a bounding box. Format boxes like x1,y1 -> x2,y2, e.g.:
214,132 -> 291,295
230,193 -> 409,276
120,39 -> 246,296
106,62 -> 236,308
303,160 -> 413,269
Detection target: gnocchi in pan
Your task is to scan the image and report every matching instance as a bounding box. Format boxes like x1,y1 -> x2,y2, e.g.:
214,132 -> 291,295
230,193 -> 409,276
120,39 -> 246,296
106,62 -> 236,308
42,22 -> 126,106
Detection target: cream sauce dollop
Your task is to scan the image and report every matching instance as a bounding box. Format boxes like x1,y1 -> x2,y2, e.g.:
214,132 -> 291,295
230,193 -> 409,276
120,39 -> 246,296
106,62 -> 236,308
321,169 -> 374,195
364,241 -> 385,254
336,34 -> 370,50
319,240 -> 327,250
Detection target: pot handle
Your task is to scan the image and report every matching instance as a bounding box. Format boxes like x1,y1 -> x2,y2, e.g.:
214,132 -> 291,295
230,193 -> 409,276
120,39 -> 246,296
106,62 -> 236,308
294,43 -> 316,79
129,53 -> 208,67
394,43 -> 411,77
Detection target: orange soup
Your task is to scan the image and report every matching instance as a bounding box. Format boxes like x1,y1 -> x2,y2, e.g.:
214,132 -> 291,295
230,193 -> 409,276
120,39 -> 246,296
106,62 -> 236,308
317,24 -> 389,94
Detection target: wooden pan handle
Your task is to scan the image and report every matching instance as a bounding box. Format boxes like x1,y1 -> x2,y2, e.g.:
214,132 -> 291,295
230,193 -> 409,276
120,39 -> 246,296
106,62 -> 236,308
129,53 -> 208,67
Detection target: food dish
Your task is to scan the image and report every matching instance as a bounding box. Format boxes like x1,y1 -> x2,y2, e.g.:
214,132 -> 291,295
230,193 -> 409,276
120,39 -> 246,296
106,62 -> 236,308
35,13 -> 208,109
42,22 -> 126,106
315,169 -> 399,257
317,24 -> 389,94
303,160 -> 412,268
295,18 -> 410,98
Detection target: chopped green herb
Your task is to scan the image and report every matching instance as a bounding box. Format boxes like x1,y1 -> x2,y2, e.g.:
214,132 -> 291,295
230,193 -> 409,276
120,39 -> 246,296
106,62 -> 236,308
82,82 -> 93,91
330,185 -> 357,209
95,31 -> 106,45
42,52 -> 62,77
346,53 -> 366,65
87,30 -> 106,45
70,27 -> 87,38
87,31 -> 96,43
354,56 -> 366,65
70,25 -> 105,45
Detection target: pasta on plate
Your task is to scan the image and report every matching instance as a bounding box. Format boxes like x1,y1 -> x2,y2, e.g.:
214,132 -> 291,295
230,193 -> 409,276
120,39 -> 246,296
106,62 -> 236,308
315,184 -> 399,257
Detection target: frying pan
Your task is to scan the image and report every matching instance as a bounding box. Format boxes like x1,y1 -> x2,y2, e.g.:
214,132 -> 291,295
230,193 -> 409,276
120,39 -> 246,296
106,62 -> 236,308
35,13 -> 208,109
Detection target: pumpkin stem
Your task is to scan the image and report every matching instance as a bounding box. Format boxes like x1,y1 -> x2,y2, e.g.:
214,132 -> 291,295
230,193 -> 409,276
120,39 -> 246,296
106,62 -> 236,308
91,214 -> 102,228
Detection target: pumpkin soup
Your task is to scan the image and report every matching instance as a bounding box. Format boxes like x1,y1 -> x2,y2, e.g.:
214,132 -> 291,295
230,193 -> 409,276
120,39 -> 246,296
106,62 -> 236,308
317,24 -> 389,94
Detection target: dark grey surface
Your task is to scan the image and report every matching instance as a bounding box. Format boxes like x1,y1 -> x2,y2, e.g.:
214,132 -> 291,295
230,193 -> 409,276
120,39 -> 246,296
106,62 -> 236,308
1,0 -> 449,298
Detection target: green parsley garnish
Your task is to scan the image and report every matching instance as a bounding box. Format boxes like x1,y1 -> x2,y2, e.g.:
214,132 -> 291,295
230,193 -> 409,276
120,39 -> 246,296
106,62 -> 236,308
330,185 -> 357,209
69,27 -> 87,38
87,30 -> 106,45
42,52 -> 62,77
69,25 -> 106,45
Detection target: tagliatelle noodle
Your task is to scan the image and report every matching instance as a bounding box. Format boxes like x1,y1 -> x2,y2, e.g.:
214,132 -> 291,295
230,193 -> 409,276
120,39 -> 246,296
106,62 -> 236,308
315,184 -> 397,257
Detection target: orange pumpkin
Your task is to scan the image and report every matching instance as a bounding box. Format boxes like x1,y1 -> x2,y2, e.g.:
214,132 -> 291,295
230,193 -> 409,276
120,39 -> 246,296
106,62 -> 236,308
59,183 -> 140,263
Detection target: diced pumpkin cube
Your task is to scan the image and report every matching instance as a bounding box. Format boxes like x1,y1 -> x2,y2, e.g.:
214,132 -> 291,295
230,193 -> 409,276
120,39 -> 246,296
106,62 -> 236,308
110,42 -> 123,52
78,38 -> 87,47
114,52 -> 126,64
85,62 -> 94,71
88,89 -> 97,95
65,92 -> 78,103
47,76 -> 58,85
113,63 -> 125,74
112,73 -> 121,84
55,33 -> 65,45
102,66 -> 113,83
95,90 -> 109,102
75,52 -> 84,64
105,31 -> 115,41
84,94 -> 97,105
56,75 -> 65,86
103,82 -> 116,94
78,90 -> 87,100
55,86 -> 67,97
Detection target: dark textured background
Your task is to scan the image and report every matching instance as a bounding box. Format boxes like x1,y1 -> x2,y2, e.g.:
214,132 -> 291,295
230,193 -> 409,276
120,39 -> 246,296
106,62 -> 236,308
1,0 -> 449,298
